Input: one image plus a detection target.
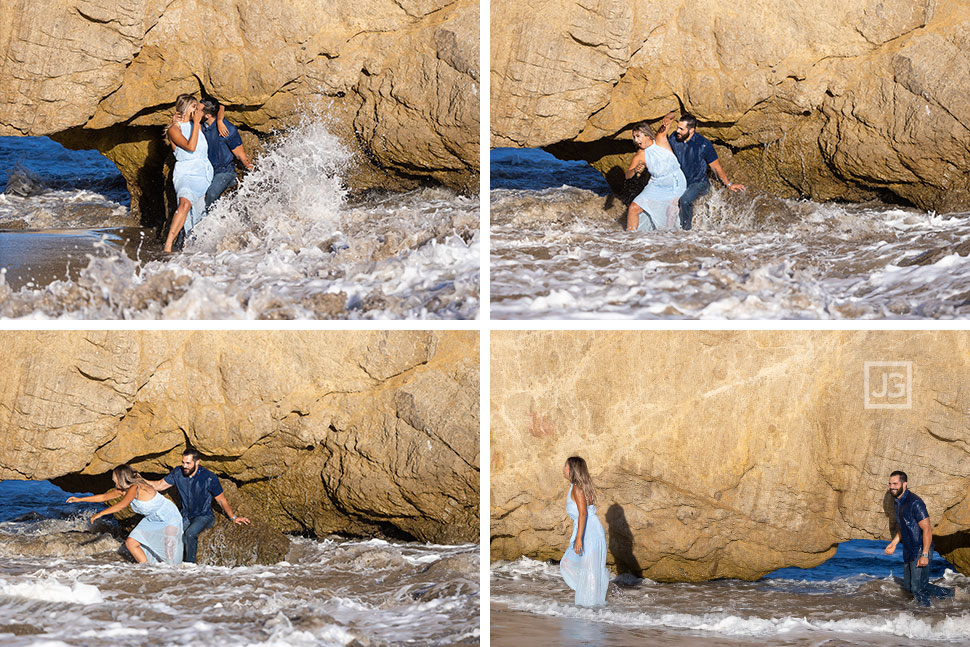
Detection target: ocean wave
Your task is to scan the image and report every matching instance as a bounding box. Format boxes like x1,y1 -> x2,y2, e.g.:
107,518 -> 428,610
493,593 -> 970,641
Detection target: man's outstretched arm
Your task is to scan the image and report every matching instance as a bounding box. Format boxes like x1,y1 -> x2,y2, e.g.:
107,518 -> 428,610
708,159 -> 745,192
214,492 -> 250,525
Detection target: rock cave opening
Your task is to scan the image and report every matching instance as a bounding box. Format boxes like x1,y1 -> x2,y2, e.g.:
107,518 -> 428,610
491,147 -> 611,194
0,135 -> 130,227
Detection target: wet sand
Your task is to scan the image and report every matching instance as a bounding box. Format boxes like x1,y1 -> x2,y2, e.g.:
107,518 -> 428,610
0,227 -> 157,290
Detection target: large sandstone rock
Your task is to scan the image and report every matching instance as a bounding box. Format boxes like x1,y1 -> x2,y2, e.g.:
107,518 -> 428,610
0,0 -> 479,225
491,331 -> 970,581
491,0 -> 970,212
0,330 -> 479,544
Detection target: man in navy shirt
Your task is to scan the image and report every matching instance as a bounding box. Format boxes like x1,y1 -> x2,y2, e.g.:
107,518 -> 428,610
200,99 -> 253,211
149,448 -> 250,563
884,470 -> 960,606
668,114 -> 745,230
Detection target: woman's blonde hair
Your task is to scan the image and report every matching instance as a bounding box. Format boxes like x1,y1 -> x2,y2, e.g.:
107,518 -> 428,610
112,464 -> 151,491
565,456 -> 597,506
164,94 -> 197,146
632,121 -> 655,141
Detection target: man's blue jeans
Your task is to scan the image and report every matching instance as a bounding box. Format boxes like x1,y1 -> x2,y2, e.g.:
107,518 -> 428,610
183,514 -> 215,563
204,170 -> 237,210
903,558 -> 954,606
679,179 -> 710,230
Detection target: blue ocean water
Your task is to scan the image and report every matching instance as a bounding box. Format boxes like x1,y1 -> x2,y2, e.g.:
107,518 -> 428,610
491,148 -> 610,194
764,538 -> 955,587
0,136 -> 128,205
0,480 -> 99,523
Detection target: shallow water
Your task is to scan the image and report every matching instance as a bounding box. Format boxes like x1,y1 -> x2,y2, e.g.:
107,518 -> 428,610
491,543 -> 970,645
489,149 -> 970,319
0,123 -> 479,319
0,482 -> 479,647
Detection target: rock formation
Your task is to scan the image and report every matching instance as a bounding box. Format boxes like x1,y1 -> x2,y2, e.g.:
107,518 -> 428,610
491,330 -> 970,581
0,330 -> 479,545
0,0 -> 479,224
491,0 -> 970,212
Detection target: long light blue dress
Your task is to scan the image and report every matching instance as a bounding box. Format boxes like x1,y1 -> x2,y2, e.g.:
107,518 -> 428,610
173,121 -> 213,234
128,492 -> 184,565
633,143 -> 687,231
560,485 -> 609,606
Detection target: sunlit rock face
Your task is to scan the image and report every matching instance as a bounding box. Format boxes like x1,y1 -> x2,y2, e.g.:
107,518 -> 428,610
0,0 -> 480,223
491,0 -> 970,211
0,330 -> 480,545
490,330 -> 970,581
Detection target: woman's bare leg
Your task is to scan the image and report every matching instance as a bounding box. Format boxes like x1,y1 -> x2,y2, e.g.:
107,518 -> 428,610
126,536 -> 148,563
626,201 -> 643,232
164,197 -> 193,252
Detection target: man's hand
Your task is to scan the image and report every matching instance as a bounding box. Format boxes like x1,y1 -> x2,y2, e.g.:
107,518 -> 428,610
233,516 -> 251,525
728,182 -> 746,193
918,554 -> 930,567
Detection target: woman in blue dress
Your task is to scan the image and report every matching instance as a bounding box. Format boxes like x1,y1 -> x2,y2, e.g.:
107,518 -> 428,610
68,465 -> 183,565
560,456 -> 609,606
163,94 -> 213,252
624,116 -> 687,231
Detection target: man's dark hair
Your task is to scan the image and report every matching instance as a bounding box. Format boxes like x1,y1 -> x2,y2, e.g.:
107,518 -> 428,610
200,99 -> 220,118
890,470 -> 908,483
183,448 -> 201,461
679,113 -> 698,131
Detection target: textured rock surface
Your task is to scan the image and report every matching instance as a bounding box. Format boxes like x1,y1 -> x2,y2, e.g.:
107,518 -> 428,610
491,0 -> 970,211
0,0 -> 479,223
0,330 -> 479,544
491,330 -> 970,581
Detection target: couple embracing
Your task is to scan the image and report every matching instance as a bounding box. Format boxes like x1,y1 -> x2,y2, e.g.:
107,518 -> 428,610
163,94 -> 253,252
625,113 -> 745,232
67,449 -> 250,565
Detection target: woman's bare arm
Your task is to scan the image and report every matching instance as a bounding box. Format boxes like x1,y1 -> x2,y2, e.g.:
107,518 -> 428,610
626,149 -> 646,180
91,486 -> 138,522
655,120 -> 674,152
67,489 -> 122,504
572,486 -> 588,554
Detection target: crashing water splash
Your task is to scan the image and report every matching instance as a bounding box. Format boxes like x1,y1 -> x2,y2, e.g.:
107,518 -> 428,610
0,119 -> 480,320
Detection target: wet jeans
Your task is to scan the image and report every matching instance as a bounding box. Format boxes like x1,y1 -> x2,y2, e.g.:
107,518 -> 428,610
183,514 -> 215,563
205,170 -> 237,210
903,558 -> 954,606
679,179 -> 710,230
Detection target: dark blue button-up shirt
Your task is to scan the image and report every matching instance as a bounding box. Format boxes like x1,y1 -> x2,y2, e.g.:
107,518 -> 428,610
668,132 -> 718,185
164,465 -> 223,521
894,488 -> 931,562
202,119 -> 243,175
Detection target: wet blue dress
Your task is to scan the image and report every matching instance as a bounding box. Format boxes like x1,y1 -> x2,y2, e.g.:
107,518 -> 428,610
128,491 -> 184,565
173,121 -> 213,234
560,485 -> 609,606
633,143 -> 687,231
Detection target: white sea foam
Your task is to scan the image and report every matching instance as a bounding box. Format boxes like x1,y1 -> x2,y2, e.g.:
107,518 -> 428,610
0,578 -> 103,604
493,593 -> 970,641
490,186 -> 970,319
